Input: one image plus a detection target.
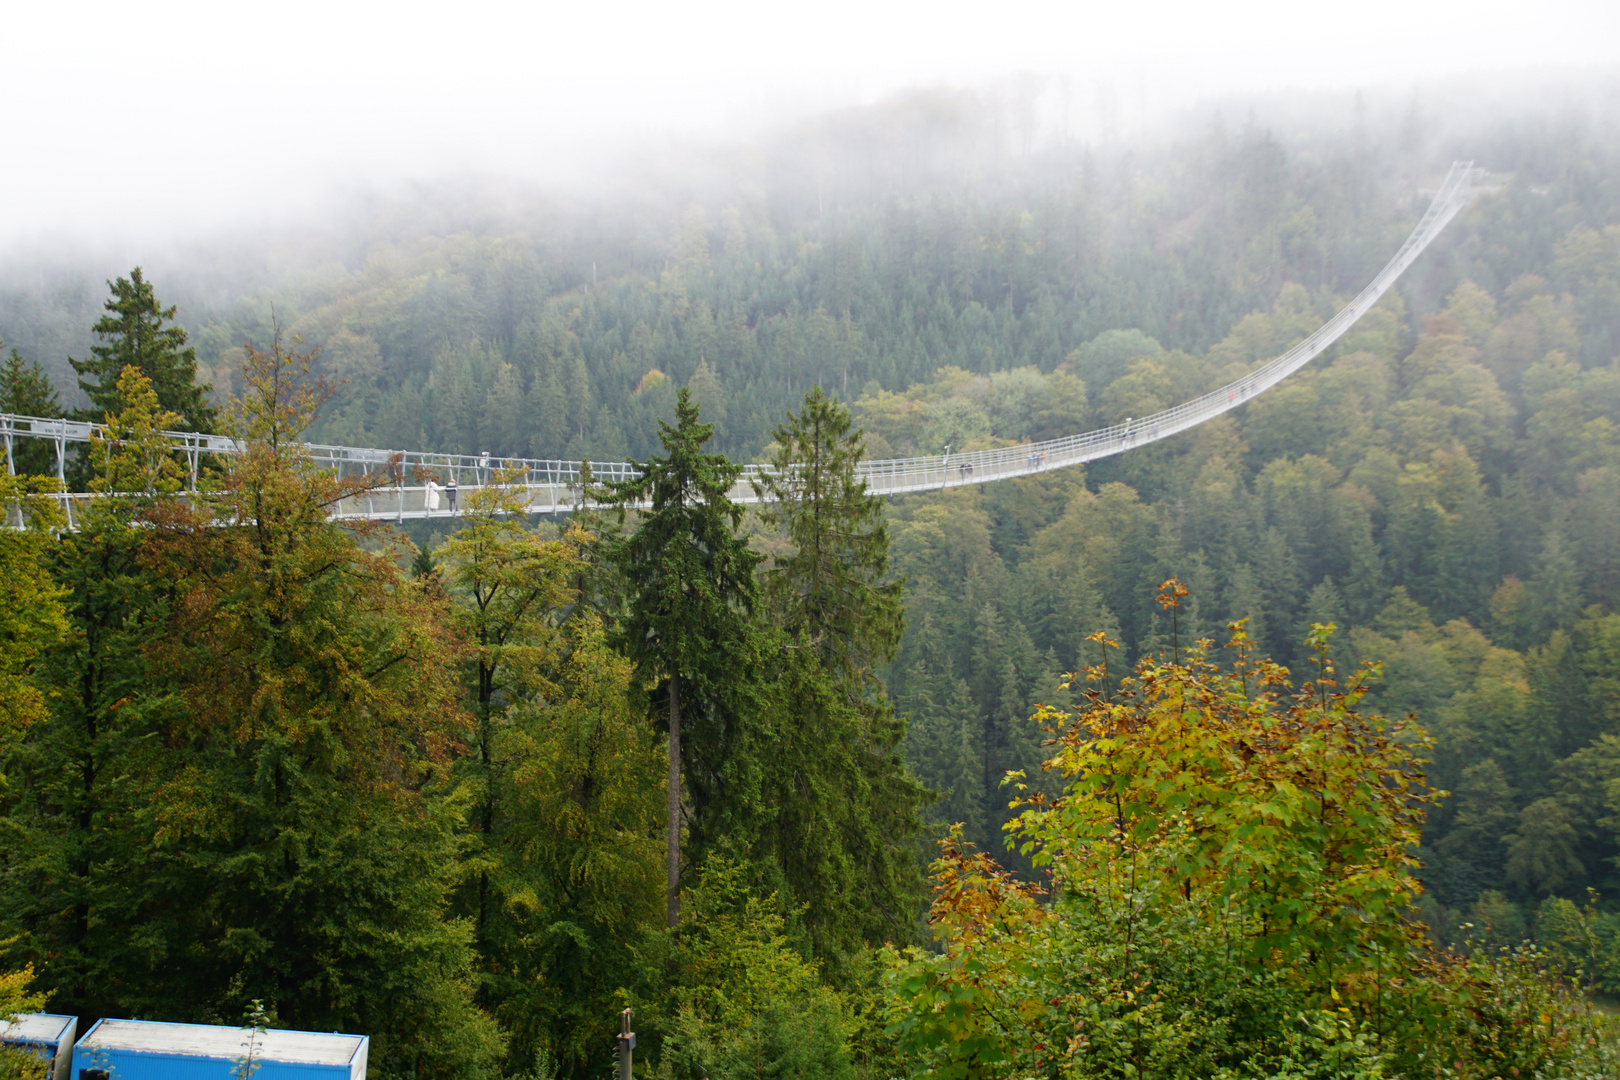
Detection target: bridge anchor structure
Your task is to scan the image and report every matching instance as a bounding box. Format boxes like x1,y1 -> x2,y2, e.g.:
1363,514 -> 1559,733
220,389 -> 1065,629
2,162 -> 1486,528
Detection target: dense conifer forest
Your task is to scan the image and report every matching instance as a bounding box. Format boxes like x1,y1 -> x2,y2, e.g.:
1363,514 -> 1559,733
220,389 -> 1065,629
4,89 -> 1620,1078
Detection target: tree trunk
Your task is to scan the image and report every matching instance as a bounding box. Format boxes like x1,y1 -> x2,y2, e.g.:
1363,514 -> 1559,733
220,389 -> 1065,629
666,672 -> 682,928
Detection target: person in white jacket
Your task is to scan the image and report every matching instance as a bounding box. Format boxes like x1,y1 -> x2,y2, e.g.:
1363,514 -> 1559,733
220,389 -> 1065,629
425,478 -> 441,513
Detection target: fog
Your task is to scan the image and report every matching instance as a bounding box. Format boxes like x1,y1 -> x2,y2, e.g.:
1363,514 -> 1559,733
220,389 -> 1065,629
4,0 -> 1616,251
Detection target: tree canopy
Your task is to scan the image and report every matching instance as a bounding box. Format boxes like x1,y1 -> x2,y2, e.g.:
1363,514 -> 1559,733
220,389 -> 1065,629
69,267 -> 216,433
3,103 -> 1620,1078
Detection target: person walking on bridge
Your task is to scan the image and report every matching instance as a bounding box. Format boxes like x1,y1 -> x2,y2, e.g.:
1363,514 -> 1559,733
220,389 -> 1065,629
446,473 -> 458,513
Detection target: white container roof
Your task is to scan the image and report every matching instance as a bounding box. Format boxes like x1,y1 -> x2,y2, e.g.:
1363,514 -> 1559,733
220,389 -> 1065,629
0,1013 -> 74,1046
79,1019 -> 364,1066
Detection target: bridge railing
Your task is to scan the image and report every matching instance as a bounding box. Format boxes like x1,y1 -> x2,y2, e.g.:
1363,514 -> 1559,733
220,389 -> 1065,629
3,164 -> 1482,519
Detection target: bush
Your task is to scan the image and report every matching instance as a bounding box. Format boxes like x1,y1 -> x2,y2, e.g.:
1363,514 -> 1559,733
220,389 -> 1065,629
884,592 -> 1620,1078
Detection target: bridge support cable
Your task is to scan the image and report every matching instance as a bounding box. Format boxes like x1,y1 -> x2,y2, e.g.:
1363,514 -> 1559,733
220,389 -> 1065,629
2,163 -> 1483,523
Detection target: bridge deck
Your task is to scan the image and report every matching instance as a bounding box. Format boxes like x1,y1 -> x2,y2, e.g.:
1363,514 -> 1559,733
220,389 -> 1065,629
2,163 -> 1483,526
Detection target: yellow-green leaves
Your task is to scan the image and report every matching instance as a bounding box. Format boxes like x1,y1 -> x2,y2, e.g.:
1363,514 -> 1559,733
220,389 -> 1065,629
0,471 -> 65,784
1021,606 -> 1436,973
888,592 -> 1449,1079
89,365 -> 187,496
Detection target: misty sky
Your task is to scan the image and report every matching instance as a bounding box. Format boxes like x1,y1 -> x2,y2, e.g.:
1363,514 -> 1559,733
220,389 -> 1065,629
4,0 -> 1617,247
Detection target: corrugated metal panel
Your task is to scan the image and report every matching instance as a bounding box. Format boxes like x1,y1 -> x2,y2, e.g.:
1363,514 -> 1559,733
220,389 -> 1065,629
73,1018 -> 368,1080
0,1013 -> 76,1080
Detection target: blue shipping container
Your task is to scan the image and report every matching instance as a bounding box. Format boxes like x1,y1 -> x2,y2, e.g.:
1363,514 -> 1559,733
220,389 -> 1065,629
72,1018 -> 368,1080
0,1012 -> 77,1080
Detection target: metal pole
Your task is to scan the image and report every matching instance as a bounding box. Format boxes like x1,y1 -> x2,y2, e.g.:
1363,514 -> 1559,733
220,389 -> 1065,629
617,1008 -> 634,1080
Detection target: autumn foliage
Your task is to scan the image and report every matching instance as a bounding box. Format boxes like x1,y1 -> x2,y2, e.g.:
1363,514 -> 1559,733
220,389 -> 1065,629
886,581 -> 1617,1079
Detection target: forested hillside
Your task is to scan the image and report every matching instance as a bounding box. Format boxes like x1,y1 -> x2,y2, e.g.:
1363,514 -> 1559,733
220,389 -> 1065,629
10,92 -> 1613,467
4,90 -> 1620,1078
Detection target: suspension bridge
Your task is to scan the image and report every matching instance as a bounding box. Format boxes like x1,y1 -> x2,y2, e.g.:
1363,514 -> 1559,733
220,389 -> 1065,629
2,163 -> 1485,527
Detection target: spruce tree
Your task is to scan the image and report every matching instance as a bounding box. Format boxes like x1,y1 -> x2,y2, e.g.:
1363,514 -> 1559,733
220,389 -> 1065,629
756,385 -> 904,673
603,386 -> 762,927
1,343 -> 64,476
752,386 -> 928,963
69,268 -> 216,433
2,369 -> 187,1026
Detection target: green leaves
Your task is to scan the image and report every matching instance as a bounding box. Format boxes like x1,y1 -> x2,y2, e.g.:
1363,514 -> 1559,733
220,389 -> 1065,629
887,607 -> 1455,1078
647,860 -> 868,1080
0,470 -> 65,775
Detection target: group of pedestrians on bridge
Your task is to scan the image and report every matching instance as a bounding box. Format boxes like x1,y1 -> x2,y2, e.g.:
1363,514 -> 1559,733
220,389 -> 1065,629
424,474 -> 458,513
416,450 -> 506,513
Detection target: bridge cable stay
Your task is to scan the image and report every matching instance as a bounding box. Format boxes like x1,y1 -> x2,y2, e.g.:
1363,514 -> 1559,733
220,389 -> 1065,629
1,162 -> 1484,525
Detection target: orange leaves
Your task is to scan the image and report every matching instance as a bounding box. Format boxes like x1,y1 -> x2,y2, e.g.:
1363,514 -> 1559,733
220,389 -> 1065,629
1155,577 -> 1190,610
927,825 -> 1045,948
138,330 -> 470,794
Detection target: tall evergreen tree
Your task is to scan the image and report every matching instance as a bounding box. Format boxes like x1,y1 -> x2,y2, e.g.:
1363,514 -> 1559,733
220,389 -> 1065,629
1,368 -> 188,1025
130,338 -> 500,1075
69,268 -> 216,433
1436,759 -> 1519,905
756,385 -> 905,673
0,343 -> 64,476
751,386 -> 928,967
603,387 -> 762,927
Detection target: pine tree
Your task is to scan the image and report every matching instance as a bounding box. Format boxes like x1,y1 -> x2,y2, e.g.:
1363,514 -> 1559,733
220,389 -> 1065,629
603,386 -> 762,927
68,268 -> 215,432
1436,759 -> 1519,904
525,367 -> 569,459
479,362 -> 525,457
901,663 -> 986,847
1256,527 -> 1303,663
1028,553 -> 1119,674
1223,562 -> 1267,654
1341,501 -> 1386,624
1530,528 -> 1582,640
1303,577 -> 1347,636
755,386 -> 904,671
